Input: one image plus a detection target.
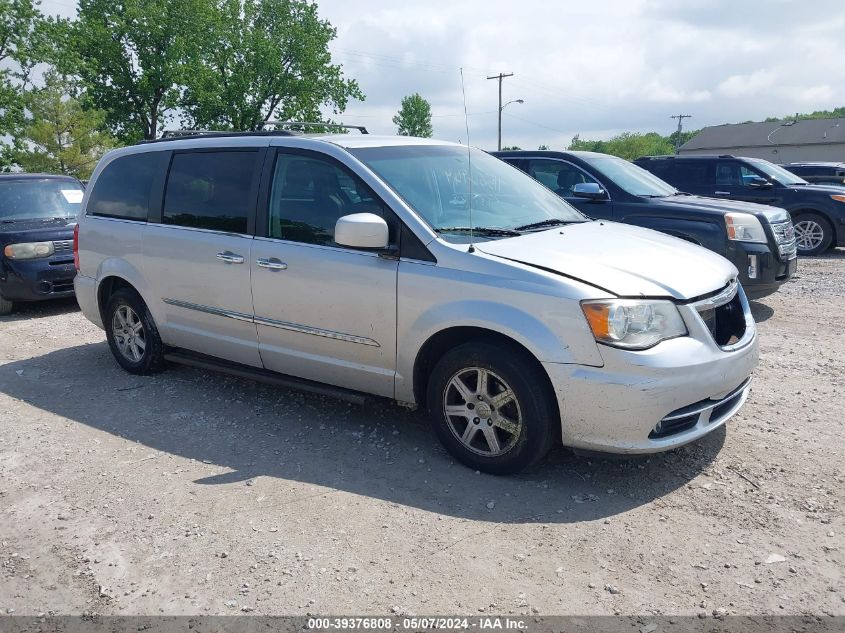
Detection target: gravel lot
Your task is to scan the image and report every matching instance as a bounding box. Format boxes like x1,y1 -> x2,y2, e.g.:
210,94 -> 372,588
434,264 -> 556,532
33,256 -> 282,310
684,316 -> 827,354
1,254 -> 843,618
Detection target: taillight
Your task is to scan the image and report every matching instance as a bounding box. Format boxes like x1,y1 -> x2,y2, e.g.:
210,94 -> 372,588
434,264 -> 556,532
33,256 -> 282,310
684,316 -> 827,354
73,224 -> 80,271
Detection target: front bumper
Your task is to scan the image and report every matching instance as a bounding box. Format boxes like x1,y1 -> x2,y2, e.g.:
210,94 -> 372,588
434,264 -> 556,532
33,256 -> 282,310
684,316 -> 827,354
544,296 -> 759,454
0,257 -> 76,302
726,242 -> 796,299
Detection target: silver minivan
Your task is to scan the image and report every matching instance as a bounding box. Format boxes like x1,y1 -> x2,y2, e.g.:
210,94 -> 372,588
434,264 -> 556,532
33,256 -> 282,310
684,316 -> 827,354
73,132 -> 759,474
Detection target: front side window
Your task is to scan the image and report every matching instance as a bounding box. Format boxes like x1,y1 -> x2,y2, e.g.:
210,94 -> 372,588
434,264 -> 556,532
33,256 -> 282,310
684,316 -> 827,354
163,151 -> 258,234
268,153 -> 384,246
579,155 -> 677,198
527,159 -> 599,197
88,151 -> 167,221
0,178 -> 83,222
350,145 -> 586,242
745,158 -> 807,186
714,161 -> 743,186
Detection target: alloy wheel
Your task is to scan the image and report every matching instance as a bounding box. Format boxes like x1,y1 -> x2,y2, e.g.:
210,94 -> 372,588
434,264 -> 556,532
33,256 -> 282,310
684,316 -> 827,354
112,304 -> 146,362
794,219 -> 825,252
443,367 -> 523,457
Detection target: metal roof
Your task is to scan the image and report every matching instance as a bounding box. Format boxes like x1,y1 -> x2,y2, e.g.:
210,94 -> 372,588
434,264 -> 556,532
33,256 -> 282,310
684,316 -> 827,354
680,117 -> 845,151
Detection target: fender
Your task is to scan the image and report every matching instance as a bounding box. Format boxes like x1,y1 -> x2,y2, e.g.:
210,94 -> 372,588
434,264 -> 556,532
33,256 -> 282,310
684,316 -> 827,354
624,215 -> 725,255
394,298 -> 604,404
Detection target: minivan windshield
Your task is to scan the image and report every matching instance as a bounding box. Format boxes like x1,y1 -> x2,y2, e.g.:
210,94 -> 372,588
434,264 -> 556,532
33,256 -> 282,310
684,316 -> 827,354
350,145 -> 586,241
746,158 -> 808,186
0,178 -> 83,222
580,155 -> 678,197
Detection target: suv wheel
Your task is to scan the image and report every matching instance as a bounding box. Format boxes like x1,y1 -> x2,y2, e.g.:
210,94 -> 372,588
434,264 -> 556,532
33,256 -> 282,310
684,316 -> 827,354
0,294 -> 12,316
427,341 -> 556,474
105,288 -> 166,374
793,213 -> 833,255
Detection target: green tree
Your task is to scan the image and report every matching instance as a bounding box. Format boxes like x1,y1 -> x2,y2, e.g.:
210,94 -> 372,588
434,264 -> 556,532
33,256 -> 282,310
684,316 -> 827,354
0,0 -> 50,167
569,131 -> 674,160
14,72 -> 115,179
392,93 -> 433,137
500,145 -> 522,150
67,0 -> 202,142
182,0 -> 363,131
537,144 -> 550,150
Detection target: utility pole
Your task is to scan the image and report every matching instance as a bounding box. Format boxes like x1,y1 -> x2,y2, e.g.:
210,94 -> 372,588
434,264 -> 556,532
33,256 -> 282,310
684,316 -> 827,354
487,72 -> 514,151
670,114 -> 693,153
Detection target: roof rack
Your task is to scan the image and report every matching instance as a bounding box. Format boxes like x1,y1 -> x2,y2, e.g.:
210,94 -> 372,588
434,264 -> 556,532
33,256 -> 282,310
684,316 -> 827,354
137,121 -> 368,145
138,129 -> 298,144
264,121 -> 369,134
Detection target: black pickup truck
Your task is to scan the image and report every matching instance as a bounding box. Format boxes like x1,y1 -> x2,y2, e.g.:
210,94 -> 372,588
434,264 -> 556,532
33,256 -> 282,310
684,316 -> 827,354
494,150 -> 797,298
635,154 -> 845,255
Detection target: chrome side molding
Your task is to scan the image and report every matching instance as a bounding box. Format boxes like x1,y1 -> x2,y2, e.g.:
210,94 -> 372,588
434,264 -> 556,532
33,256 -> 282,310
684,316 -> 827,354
162,298 -> 379,347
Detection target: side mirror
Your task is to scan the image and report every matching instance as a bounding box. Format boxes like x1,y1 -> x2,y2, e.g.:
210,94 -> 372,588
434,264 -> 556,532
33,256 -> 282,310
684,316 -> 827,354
335,213 -> 389,249
572,182 -> 607,200
747,177 -> 773,189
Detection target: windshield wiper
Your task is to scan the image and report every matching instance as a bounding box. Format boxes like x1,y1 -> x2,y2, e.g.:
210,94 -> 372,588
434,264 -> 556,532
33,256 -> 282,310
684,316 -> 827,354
514,218 -> 581,231
435,226 -> 522,237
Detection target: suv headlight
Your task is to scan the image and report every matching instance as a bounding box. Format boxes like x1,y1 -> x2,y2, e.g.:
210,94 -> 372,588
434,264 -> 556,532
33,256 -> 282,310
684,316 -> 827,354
3,241 -> 55,260
581,299 -> 687,350
725,212 -> 766,243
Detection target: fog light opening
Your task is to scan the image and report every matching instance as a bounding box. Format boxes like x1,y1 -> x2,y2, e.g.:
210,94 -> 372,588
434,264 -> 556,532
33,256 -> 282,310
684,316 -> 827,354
747,254 -> 758,279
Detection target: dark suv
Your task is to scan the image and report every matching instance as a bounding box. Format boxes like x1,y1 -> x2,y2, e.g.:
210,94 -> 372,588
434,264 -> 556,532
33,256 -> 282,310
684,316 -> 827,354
494,150 -> 797,298
782,162 -> 845,187
635,155 -> 845,255
0,174 -> 84,315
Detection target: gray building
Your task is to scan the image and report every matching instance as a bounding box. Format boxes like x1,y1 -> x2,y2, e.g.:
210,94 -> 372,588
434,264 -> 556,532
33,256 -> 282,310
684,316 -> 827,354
679,117 -> 845,163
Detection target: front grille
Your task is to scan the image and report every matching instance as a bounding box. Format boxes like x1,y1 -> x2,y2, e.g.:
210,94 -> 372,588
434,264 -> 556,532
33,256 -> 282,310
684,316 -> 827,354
696,289 -> 746,347
769,220 -> 797,259
53,239 -> 73,254
650,378 -> 751,439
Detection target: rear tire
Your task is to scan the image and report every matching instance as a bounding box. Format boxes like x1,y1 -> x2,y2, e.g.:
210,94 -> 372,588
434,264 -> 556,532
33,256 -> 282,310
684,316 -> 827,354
426,340 -> 557,474
793,213 -> 833,255
0,294 -> 12,316
104,288 -> 167,375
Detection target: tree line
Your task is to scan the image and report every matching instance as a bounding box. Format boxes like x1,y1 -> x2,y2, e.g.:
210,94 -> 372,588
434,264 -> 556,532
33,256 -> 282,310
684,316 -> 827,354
1,0 -> 363,178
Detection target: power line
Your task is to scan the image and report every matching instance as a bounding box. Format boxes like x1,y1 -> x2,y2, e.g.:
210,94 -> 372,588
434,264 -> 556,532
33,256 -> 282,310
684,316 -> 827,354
670,114 -> 693,153
487,72 -> 514,151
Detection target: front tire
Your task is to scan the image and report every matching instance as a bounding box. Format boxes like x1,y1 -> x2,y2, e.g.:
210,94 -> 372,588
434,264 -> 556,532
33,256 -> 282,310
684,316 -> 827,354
0,294 -> 12,316
104,288 -> 167,375
426,340 -> 557,474
793,213 -> 833,255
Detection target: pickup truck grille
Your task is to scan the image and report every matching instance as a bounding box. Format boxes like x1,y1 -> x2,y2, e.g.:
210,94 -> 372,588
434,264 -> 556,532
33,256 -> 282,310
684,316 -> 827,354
769,220 -> 797,259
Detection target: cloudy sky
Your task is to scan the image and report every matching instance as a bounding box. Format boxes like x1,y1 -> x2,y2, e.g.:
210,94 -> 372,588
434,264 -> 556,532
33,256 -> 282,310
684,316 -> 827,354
42,0 -> 845,149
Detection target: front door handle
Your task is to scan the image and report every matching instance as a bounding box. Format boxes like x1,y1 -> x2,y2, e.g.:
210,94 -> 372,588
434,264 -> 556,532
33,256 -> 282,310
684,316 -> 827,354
216,251 -> 245,264
714,191 -> 731,196
256,257 -> 287,271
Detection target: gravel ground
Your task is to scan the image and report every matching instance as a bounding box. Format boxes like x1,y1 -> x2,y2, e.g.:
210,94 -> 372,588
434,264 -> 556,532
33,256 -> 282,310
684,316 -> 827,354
0,254 -> 843,618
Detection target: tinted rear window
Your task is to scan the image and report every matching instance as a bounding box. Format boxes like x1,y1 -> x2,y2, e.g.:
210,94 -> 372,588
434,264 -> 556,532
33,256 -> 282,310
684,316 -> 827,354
163,151 -> 258,234
88,151 -> 167,221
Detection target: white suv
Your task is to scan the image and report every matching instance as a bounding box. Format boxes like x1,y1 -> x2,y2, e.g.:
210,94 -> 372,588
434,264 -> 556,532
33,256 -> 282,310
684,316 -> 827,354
73,131 -> 759,474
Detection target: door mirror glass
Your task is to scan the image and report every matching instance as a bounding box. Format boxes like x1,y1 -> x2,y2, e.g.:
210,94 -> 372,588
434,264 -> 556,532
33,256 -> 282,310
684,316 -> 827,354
335,213 -> 389,249
572,182 -> 607,200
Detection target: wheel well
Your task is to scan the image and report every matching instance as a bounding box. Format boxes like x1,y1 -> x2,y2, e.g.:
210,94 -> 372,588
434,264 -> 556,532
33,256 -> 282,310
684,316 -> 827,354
97,276 -> 136,324
791,209 -> 837,244
413,327 -> 560,421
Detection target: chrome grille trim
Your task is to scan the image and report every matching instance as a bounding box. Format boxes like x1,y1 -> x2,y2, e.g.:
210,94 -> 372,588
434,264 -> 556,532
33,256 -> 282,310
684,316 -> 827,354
53,239 -> 73,254
769,219 -> 797,259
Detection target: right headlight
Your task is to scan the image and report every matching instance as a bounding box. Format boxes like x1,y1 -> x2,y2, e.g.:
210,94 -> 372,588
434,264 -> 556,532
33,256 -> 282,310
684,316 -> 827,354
581,299 -> 688,350
725,212 -> 767,243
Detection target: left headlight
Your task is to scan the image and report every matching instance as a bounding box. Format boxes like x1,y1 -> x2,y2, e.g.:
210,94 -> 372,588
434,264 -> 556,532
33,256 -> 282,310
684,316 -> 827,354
725,212 -> 767,243
581,299 -> 688,350
3,241 -> 55,260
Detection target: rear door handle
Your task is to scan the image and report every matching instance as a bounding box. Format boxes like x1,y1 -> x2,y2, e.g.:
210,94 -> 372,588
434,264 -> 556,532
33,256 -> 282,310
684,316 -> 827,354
256,257 -> 287,271
714,191 -> 731,196
216,251 -> 245,264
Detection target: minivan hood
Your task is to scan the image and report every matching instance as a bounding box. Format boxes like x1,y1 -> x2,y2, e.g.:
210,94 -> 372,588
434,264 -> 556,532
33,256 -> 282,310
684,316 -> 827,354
477,221 -> 737,300
664,195 -> 789,223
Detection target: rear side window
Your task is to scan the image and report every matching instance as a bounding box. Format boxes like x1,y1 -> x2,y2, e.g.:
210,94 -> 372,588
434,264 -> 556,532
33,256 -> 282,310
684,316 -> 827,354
87,151 -> 167,221
163,151 -> 258,234
672,161 -> 711,186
